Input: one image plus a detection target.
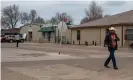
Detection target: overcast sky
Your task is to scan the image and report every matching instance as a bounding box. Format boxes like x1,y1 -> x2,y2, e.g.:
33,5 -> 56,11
1,0 -> 133,25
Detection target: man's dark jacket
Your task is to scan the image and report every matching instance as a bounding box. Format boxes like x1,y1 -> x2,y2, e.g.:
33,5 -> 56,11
104,33 -> 120,50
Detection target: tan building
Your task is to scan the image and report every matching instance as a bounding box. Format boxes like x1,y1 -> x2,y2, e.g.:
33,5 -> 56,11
20,23 -> 72,43
70,10 -> 133,47
20,24 -> 43,42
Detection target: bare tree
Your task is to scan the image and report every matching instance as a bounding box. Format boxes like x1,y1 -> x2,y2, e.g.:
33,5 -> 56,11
65,15 -> 73,25
80,17 -> 90,24
33,16 -> 45,23
29,9 -> 37,24
2,4 -> 20,28
50,12 -> 73,25
20,12 -> 29,24
45,20 -> 51,24
1,16 -> 11,29
50,17 -> 58,24
55,12 -> 61,23
85,1 -> 103,21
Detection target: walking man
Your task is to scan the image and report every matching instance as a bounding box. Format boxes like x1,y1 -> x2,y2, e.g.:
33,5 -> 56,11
16,34 -> 20,47
104,27 -> 120,70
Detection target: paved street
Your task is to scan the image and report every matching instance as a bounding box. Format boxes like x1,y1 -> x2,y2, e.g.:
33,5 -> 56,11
1,43 -> 133,80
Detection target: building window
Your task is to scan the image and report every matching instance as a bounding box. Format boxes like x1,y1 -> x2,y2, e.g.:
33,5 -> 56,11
77,30 -> 80,40
28,32 -> 32,41
125,29 -> 133,40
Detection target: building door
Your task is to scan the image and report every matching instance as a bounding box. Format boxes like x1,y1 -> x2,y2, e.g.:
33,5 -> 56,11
28,31 -> 32,41
77,30 -> 80,45
77,30 -> 80,40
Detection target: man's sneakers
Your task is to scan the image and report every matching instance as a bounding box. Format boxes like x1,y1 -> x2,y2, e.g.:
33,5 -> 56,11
104,65 -> 118,70
104,65 -> 110,68
114,67 -> 118,70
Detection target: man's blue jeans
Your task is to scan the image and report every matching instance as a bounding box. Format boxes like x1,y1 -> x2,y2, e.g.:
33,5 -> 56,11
104,48 -> 117,68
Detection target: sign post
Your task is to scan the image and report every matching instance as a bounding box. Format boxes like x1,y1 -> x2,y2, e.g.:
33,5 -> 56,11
58,13 -> 67,54
58,21 -> 63,55
59,21 -> 63,49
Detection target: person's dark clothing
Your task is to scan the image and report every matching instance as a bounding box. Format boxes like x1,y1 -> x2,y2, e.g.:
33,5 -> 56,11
104,48 -> 117,68
16,35 -> 20,47
104,33 -> 110,47
104,33 -> 120,69
16,40 -> 19,47
104,33 -> 120,50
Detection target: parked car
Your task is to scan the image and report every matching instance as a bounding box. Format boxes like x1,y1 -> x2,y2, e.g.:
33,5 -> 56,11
130,41 -> 133,49
20,33 -> 27,42
1,35 -> 6,42
5,35 -> 15,43
3,34 -> 24,43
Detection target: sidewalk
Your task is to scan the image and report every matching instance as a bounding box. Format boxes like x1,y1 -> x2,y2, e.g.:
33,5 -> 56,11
2,44 -> 133,80
22,42 -> 133,52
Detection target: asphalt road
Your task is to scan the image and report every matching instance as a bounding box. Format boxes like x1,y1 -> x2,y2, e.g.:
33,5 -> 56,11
1,43 -> 133,80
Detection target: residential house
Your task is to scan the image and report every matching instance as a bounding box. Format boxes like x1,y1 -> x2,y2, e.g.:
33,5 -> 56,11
70,10 -> 133,47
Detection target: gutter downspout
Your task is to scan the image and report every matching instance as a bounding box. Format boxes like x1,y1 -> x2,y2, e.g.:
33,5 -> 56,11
100,28 -> 101,45
54,26 -> 56,43
121,26 -> 124,47
71,29 -> 72,44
